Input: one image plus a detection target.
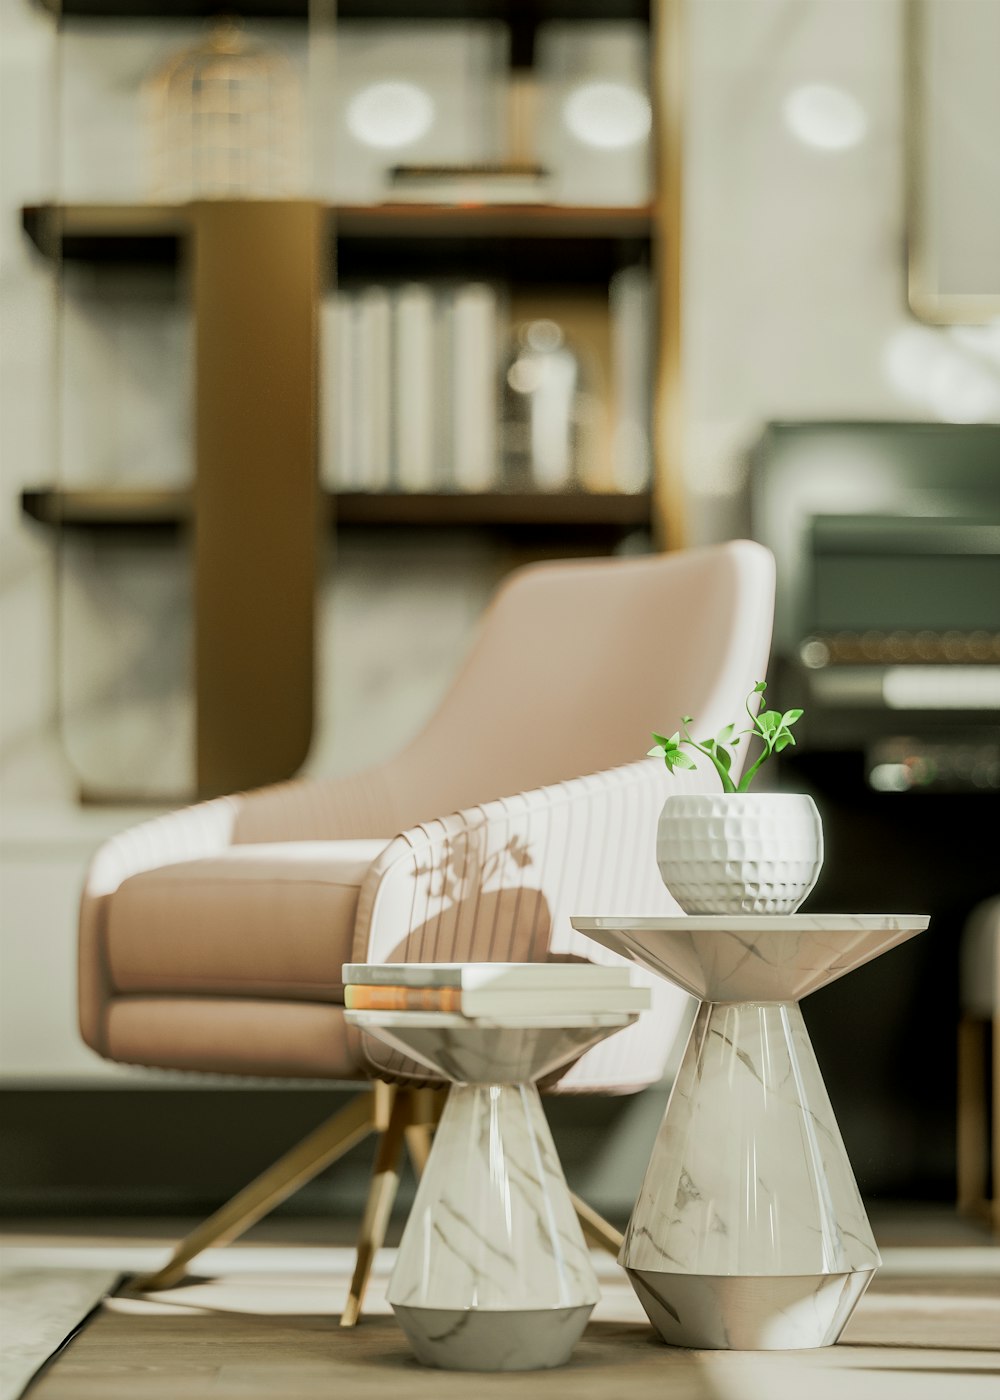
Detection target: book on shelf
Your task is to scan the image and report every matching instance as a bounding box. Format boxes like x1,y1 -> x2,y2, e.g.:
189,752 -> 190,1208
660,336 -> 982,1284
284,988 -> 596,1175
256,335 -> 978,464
451,282 -> 499,492
389,163 -> 551,206
321,292 -> 361,491
321,271 -> 651,499
343,961 -> 634,990
344,983 -> 650,1016
355,284 -> 392,491
393,282 -> 436,492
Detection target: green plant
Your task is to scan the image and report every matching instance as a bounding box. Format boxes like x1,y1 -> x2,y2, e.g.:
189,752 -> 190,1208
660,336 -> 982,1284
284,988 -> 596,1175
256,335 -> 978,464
648,682 -> 804,794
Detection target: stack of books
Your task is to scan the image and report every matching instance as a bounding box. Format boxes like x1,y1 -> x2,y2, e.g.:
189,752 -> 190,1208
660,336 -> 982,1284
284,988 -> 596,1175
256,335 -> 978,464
320,267 -> 651,497
342,962 -> 650,1017
323,281 -> 501,494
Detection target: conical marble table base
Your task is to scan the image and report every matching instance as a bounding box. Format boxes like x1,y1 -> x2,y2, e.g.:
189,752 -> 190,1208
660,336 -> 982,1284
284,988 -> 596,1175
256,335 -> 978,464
346,1010 -> 638,1370
572,914 -> 928,1350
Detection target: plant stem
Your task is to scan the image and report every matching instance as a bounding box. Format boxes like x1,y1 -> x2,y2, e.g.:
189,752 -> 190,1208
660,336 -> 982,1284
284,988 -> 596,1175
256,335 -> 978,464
680,721 -> 736,793
737,746 -> 770,793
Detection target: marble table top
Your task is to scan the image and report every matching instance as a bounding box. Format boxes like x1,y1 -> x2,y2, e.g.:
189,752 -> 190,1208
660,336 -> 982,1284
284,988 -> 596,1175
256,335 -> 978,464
345,1010 -> 641,1030
571,914 -> 930,1003
572,915 -> 928,933
346,1009 -> 640,1083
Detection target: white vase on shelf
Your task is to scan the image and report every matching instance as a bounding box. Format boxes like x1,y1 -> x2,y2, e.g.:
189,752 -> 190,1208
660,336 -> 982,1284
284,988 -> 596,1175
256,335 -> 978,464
656,791 -> 823,916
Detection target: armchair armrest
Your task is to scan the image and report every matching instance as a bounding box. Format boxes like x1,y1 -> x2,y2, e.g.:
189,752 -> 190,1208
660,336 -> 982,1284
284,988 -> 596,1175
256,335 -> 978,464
351,759 -> 696,1091
79,795 -> 241,1052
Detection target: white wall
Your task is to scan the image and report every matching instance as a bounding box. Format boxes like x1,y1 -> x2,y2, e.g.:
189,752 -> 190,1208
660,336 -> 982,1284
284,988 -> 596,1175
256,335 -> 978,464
682,0 -> 1000,547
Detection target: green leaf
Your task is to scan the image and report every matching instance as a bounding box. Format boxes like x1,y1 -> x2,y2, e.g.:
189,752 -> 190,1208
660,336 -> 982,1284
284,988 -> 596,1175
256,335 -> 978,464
716,723 -> 735,745
651,733 -> 670,747
716,746 -> 733,772
756,711 -> 781,734
681,715 -> 693,725
665,751 -> 697,771
773,733 -> 794,752
647,744 -> 667,759
782,709 -> 803,726
753,681 -> 767,694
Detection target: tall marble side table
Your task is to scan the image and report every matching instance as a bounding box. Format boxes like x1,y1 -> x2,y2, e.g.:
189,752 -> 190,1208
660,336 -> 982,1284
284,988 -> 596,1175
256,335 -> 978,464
346,1007 -> 641,1371
571,913 -> 929,1350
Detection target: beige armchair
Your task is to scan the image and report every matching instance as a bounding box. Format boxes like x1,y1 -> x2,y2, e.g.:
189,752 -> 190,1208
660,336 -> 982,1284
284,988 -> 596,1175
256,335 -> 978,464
79,540 -> 776,1319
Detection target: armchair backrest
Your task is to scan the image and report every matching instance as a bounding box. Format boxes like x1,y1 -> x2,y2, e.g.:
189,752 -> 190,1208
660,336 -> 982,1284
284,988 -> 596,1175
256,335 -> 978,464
386,540 -> 776,828
230,540 -> 776,843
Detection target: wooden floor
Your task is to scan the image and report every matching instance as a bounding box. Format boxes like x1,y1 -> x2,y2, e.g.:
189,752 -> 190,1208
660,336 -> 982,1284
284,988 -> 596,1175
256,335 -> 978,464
10,1210 -> 1000,1400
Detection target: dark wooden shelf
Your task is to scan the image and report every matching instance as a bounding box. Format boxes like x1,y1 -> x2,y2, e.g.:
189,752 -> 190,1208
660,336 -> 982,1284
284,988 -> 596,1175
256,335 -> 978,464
336,489 -> 651,533
21,487 -> 192,528
21,486 -> 651,538
22,202 -> 652,281
44,2 -> 647,22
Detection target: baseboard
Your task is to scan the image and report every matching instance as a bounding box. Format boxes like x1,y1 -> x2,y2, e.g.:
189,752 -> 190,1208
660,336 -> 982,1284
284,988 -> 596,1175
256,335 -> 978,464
0,1085 -> 658,1221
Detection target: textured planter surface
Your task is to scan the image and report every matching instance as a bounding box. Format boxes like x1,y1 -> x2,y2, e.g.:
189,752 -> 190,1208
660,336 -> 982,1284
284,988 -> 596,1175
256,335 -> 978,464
657,792 -> 823,915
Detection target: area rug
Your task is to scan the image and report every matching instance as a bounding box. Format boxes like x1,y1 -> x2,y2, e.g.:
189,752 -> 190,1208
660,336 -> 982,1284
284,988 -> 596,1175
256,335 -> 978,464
0,1264 -> 120,1400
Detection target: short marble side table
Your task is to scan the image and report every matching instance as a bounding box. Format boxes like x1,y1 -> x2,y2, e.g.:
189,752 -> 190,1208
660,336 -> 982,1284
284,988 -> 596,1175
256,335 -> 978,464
571,913 -> 929,1351
345,1008 -> 640,1371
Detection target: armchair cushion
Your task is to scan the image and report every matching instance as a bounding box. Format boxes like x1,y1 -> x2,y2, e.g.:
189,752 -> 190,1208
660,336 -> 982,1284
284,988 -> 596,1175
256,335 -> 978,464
107,840 -> 388,1003
103,997 -> 365,1079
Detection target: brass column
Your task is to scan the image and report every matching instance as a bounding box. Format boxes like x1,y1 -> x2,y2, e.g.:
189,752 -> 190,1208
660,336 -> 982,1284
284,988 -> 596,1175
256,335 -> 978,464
191,200 -> 322,797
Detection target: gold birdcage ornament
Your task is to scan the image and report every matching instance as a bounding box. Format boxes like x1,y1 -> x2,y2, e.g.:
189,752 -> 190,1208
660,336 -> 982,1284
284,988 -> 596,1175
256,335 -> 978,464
145,17 -> 302,201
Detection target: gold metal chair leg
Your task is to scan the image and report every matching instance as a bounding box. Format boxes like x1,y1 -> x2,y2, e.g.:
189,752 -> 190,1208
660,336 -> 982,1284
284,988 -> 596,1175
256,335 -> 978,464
340,1090 -> 411,1327
570,1190 -> 624,1255
404,1124 -> 433,1179
403,1085 -> 445,1179
135,1087 -> 379,1292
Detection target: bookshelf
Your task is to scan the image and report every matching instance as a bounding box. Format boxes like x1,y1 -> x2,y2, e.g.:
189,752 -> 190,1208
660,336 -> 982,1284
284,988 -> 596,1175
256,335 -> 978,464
21,486 -> 652,543
23,201 -> 652,282
27,0 -> 682,798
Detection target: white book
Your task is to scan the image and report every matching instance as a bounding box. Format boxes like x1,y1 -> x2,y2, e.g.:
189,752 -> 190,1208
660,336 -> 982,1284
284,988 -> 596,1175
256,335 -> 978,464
432,288 -> 455,489
452,282 -> 499,492
322,291 -> 359,491
392,283 -> 435,491
610,265 -> 653,493
343,961 -> 634,990
355,284 -> 392,491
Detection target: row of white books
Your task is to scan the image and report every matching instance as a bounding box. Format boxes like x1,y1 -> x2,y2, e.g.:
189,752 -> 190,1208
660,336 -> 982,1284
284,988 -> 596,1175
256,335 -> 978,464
319,271 -> 652,496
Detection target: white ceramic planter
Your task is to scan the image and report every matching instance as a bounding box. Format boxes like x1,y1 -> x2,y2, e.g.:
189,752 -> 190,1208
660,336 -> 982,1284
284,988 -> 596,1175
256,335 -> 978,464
656,792 -> 823,916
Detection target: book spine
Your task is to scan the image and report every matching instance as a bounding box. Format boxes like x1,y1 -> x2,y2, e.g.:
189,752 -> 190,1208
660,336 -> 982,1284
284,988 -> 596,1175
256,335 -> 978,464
345,985 -> 463,1012
433,287 -> 454,489
356,285 -> 393,491
393,283 -> 436,491
452,282 -> 498,492
326,290 -> 358,490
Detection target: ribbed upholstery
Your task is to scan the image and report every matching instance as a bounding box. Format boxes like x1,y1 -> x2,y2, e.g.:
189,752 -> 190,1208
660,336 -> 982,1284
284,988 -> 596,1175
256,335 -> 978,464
354,761 -> 694,1090
79,541 -> 776,1094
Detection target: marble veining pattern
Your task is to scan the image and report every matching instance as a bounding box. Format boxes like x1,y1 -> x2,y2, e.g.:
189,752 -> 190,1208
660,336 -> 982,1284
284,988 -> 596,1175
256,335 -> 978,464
351,1011 -> 638,1369
621,1001 -> 879,1277
346,1011 -> 638,1085
388,1082 -> 598,1312
574,912 -> 929,1350
572,914 -> 927,1002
